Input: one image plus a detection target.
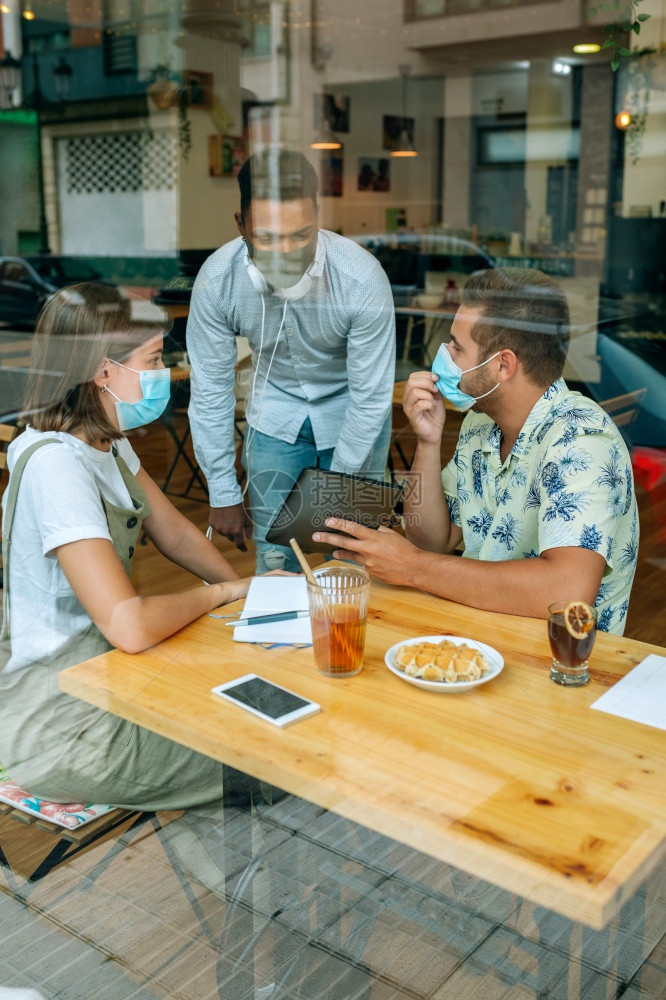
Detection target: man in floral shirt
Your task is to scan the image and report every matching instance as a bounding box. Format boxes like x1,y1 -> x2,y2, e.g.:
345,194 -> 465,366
314,268 -> 638,635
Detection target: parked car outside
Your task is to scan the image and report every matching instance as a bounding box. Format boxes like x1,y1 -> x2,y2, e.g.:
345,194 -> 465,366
0,255 -> 105,328
348,232 -> 495,296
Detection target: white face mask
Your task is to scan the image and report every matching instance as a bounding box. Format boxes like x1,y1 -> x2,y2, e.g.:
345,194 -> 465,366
244,233 -> 319,300
246,258 -> 314,300
251,240 -> 316,289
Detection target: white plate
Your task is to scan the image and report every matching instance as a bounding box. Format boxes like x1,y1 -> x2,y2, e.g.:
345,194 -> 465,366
384,635 -> 504,692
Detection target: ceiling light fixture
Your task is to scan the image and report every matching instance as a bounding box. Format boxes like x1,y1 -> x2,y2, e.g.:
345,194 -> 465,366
391,64 -> 418,158
552,61 -> 572,76
310,92 -> 341,150
310,117 -> 342,150
572,43 -> 601,54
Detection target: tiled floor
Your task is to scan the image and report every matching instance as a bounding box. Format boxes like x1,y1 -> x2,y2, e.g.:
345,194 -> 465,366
1,796 -> 664,999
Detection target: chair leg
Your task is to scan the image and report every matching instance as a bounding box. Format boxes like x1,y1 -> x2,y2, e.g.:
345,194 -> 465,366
161,415 -> 209,498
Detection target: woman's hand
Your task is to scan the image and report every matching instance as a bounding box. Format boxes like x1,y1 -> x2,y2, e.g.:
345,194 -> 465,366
402,371 -> 445,447
217,576 -> 253,606
215,569 -> 297,608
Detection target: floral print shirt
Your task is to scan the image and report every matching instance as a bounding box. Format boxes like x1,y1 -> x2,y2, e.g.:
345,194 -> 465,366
441,378 -> 639,635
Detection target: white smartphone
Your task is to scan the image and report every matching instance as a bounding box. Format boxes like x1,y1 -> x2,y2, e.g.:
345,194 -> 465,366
211,674 -> 321,728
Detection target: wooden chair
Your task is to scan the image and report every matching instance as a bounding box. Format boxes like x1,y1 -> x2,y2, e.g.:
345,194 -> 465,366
0,423 -> 18,591
0,800 -> 152,882
0,422 -> 17,479
161,340 -> 252,497
598,388 -> 665,541
598,387 -> 647,434
160,367 -> 209,498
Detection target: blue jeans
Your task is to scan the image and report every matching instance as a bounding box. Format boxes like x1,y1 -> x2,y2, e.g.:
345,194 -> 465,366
242,415 -> 392,573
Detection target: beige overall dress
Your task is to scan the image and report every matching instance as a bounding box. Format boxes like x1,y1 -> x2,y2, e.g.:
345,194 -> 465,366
0,437 -> 232,809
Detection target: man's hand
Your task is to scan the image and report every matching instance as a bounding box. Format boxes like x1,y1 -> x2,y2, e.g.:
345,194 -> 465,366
209,503 -> 252,551
402,371 -> 446,446
312,518 -> 423,588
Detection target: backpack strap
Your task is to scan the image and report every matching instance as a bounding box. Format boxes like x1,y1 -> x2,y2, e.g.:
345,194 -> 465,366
1,439 -> 62,644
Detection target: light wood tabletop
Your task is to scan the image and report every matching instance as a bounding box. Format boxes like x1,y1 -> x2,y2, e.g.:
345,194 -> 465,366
59,580 -> 666,930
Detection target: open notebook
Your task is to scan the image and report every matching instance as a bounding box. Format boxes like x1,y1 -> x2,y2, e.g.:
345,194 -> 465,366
230,576 -> 312,645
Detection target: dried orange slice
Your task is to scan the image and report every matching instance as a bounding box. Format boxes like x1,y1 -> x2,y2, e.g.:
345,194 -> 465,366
563,600 -> 596,639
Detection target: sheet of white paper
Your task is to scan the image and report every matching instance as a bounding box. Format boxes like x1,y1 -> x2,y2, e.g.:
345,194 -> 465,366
590,654 -> 666,731
232,576 -> 312,644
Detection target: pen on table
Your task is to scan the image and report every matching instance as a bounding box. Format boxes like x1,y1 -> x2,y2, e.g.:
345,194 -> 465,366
225,610 -> 311,628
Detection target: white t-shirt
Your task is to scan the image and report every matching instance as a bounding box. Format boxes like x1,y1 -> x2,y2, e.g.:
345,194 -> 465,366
1,427 -> 141,674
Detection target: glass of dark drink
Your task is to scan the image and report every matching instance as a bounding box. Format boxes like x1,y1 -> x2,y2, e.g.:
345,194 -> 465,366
548,601 -> 597,686
307,566 -> 371,677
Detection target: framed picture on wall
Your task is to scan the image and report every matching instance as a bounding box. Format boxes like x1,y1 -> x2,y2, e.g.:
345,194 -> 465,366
314,93 -> 350,133
320,150 -> 344,197
208,135 -> 246,177
358,157 -> 390,192
382,114 -> 414,151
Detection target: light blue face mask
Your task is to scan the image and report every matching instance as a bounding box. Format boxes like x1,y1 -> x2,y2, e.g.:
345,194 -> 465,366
431,343 -> 501,412
105,361 -> 171,431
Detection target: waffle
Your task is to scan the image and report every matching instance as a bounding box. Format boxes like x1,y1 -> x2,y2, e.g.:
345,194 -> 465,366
395,639 -> 491,684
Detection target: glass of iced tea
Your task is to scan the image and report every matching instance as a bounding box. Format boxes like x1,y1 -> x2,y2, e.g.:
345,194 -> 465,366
307,566 -> 371,677
548,601 -> 598,686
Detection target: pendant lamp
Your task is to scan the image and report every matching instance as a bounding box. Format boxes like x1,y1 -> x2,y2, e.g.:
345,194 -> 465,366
391,65 -> 418,158
311,97 -> 342,150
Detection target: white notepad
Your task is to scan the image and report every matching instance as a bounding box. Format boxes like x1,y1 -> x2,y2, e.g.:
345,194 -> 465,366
590,654 -> 666,731
232,576 -> 312,645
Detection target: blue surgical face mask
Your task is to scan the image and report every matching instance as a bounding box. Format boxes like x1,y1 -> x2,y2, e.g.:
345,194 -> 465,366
431,343 -> 501,412
105,361 -> 170,431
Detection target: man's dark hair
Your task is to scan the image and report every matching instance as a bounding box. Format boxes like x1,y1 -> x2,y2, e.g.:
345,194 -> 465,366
237,149 -> 319,221
461,267 -> 570,387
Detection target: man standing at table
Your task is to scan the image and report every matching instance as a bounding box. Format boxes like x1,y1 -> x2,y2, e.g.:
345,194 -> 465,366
187,148 -> 395,572
314,267 -> 639,634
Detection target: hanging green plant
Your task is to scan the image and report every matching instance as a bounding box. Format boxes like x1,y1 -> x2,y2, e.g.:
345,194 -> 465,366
588,0 -> 651,70
589,2 -> 656,160
178,87 -> 192,161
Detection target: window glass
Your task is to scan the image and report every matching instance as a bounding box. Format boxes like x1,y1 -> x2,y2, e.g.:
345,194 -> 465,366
0,0 -> 662,653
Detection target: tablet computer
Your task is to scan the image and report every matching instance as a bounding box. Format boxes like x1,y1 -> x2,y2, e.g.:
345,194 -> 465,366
265,467 -> 403,554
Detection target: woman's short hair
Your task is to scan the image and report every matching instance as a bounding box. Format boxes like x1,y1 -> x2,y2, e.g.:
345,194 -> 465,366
22,282 -> 170,442
461,267 -> 570,387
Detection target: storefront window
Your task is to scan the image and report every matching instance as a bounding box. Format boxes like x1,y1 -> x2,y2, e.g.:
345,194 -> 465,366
0,0 -> 663,642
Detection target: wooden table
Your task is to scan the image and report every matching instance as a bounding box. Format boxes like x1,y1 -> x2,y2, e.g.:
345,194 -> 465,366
59,581 -> 666,931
